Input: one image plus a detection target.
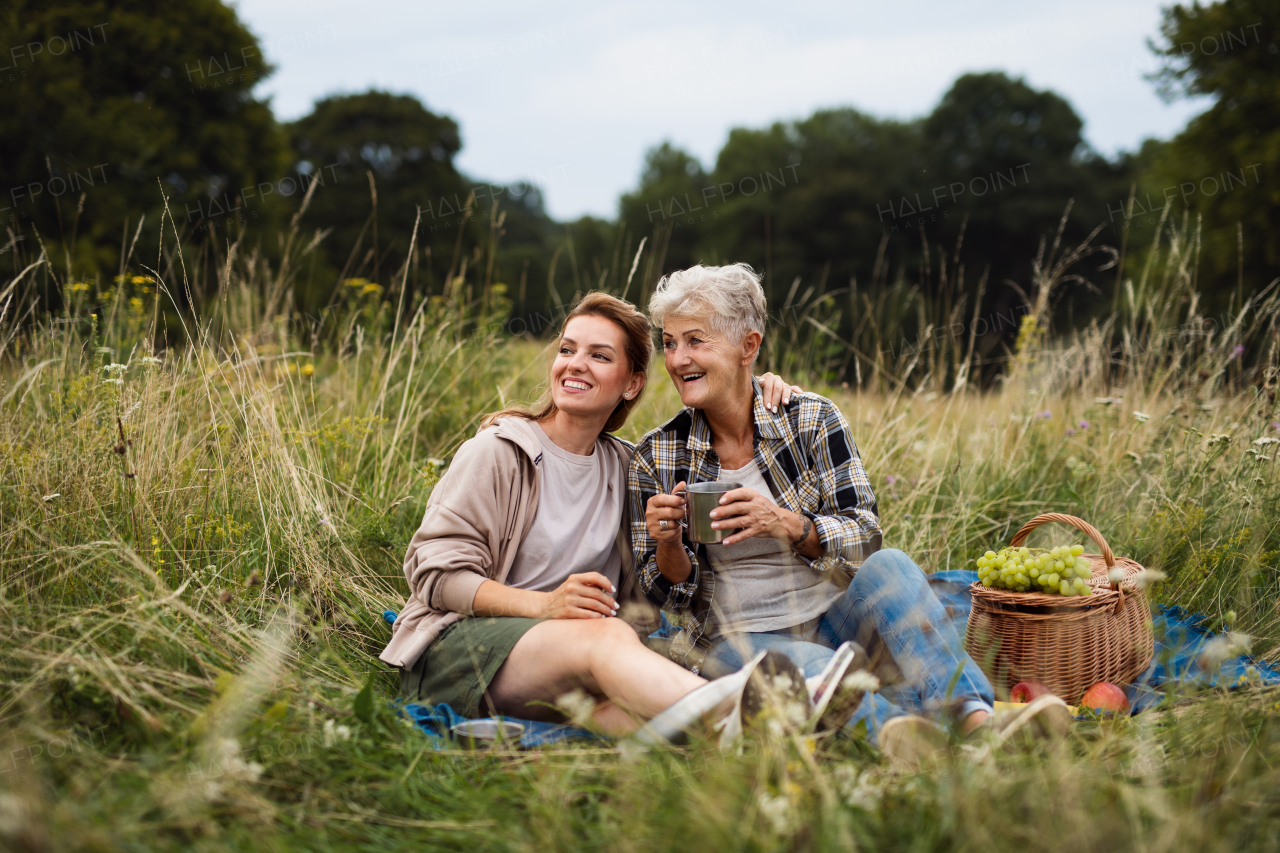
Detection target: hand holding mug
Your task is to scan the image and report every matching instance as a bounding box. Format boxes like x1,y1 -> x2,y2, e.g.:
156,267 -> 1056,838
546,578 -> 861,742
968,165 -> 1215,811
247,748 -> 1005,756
709,486 -> 804,547
645,481 -> 687,543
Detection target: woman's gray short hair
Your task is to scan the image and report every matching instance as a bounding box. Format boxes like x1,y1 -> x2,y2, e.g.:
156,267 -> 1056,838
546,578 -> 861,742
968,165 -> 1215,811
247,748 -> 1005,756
648,263 -> 767,347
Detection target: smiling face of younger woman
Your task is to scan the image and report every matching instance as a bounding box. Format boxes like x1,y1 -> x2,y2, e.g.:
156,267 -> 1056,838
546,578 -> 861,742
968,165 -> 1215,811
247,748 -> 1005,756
549,314 -> 646,422
661,313 -> 760,412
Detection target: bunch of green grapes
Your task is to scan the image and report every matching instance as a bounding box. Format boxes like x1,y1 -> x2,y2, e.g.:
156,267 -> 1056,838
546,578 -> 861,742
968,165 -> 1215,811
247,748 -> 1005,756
975,544 -> 1093,596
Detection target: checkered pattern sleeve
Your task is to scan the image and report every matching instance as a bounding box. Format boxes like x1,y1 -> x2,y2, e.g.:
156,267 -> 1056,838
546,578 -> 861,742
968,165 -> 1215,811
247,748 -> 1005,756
627,436 -> 702,612
801,397 -> 882,565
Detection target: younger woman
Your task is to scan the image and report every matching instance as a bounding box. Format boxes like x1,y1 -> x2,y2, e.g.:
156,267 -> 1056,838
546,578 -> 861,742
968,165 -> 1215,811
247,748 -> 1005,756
380,293 -> 797,734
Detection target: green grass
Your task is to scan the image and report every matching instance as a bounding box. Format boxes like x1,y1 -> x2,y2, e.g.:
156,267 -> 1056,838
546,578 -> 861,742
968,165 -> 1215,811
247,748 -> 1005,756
3,221 -> 1280,851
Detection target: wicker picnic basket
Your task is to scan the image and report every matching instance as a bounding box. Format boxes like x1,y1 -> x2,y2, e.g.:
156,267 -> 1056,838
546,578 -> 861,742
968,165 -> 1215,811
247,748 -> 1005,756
964,513 -> 1154,705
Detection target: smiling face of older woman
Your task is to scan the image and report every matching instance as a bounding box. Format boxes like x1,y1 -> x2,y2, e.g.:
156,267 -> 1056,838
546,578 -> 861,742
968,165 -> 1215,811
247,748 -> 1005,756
650,263 -> 770,419
661,314 -> 761,413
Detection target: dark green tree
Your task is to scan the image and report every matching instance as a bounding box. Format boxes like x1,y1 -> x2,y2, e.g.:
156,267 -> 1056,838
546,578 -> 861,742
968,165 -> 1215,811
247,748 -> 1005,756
618,142 -> 711,273
611,76 -> 1133,381
1147,0 -> 1279,304
286,91 -> 560,314
921,72 -> 1133,322
923,72 -> 1087,248
0,0 -> 285,274
704,108 -> 921,296
287,91 -> 470,295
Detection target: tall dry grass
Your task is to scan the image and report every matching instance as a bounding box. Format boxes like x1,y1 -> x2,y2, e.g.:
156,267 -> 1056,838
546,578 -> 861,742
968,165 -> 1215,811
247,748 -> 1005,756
0,207 -> 1278,851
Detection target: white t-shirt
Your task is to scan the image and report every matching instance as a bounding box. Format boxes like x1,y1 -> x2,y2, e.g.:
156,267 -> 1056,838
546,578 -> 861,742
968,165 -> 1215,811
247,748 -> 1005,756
505,422 -> 623,593
705,460 -> 842,637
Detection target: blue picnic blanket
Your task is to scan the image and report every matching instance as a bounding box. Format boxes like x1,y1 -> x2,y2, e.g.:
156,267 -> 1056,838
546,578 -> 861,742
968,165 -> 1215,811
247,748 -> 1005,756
384,573 -> 1280,746
398,699 -> 601,748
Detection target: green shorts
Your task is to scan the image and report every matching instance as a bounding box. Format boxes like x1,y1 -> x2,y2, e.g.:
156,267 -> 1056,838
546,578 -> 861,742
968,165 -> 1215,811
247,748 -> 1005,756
399,616 -> 545,718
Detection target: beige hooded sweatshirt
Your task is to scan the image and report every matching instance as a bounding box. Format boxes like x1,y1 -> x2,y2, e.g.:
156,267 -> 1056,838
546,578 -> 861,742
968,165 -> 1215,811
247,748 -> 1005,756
379,417 -> 657,669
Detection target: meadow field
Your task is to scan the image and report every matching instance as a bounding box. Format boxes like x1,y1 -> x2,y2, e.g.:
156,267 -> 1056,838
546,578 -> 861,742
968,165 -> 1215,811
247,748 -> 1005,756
2,217 -> 1280,851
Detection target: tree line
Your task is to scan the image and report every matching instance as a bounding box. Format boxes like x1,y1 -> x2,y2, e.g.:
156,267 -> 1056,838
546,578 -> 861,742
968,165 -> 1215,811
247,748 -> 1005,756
1,0 -> 1275,380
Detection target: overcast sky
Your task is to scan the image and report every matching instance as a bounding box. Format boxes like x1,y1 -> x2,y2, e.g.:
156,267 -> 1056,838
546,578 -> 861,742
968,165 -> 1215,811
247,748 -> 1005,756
232,0 -> 1205,221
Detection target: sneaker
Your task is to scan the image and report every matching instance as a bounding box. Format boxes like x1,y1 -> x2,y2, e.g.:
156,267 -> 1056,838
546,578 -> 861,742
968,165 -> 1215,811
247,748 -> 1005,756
738,650 -> 812,737
804,641 -> 873,733
992,695 -> 1072,745
878,715 -> 949,773
626,651 -> 768,751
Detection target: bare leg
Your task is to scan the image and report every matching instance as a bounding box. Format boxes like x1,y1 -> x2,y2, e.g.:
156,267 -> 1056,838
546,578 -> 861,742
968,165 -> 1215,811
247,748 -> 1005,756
588,700 -> 640,733
485,618 -> 705,735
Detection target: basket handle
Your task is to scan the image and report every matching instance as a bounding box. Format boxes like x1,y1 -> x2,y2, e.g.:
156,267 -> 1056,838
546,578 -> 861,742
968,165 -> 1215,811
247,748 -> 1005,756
1008,513 -> 1115,567
1008,513 -> 1125,610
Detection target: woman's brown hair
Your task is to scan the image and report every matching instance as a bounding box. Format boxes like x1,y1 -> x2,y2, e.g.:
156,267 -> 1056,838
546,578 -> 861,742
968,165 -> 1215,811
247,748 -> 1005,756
481,292 -> 653,434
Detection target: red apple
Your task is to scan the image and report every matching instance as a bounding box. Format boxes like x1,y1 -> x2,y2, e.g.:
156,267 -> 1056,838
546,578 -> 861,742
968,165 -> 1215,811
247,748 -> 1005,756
1081,682 -> 1130,714
1010,681 -> 1052,703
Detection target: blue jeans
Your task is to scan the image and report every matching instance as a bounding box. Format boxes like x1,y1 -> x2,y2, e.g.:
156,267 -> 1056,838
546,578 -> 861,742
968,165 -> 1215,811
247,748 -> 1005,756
700,548 -> 994,743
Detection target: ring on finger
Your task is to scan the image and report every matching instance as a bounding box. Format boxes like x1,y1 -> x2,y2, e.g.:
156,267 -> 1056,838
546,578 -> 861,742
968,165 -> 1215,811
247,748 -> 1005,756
659,519 -> 669,532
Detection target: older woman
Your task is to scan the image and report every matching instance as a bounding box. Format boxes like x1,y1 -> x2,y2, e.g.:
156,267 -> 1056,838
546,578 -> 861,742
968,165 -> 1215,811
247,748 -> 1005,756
628,264 -> 1054,749
381,291 -> 801,736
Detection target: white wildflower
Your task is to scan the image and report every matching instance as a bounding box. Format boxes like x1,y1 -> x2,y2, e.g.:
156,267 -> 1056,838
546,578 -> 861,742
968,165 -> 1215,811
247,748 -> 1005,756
322,718 -> 352,747
138,355 -> 162,366
556,689 -> 597,727
1131,568 -> 1166,590
839,670 -> 881,695
756,791 -> 794,834
42,493 -> 60,502
833,764 -> 885,810
1253,437 -> 1280,447
102,363 -> 128,374
1198,632 -> 1252,670
102,378 -> 123,386
1207,433 -> 1232,448
213,737 -> 263,781
1132,411 -> 1150,423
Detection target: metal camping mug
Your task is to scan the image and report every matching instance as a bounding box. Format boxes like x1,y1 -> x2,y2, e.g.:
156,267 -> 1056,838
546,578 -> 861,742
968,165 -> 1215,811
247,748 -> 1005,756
683,481 -> 743,545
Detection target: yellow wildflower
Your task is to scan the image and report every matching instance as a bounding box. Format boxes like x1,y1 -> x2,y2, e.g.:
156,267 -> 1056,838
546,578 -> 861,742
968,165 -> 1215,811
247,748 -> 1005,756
361,282 -> 382,295
342,277 -> 370,288
70,282 -> 90,292
301,364 -> 315,377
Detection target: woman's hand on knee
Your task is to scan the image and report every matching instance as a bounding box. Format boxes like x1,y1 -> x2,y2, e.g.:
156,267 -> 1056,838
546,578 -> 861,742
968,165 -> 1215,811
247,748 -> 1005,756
543,572 -> 619,619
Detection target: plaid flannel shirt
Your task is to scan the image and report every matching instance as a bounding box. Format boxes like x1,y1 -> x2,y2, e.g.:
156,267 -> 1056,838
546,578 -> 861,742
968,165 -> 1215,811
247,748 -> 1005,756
627,378 -> 883,666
